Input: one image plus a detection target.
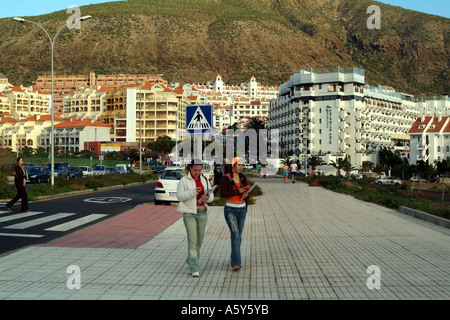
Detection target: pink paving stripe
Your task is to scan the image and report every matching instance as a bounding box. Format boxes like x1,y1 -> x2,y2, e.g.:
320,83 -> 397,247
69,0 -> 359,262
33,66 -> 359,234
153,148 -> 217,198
40,204 -> 182,249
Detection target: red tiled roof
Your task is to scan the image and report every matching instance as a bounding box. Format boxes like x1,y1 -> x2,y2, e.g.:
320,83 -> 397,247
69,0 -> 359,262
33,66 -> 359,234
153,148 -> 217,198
0,117 -> 17,123
409,116 -> 450,134
20,115 -> 62,122
53,118 -> 111,128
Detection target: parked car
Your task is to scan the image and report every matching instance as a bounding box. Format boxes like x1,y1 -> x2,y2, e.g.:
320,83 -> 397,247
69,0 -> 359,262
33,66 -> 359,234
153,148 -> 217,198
26,166 -> 51,184
431,176 -> 440,183
106,167 -> 116,174
57,167 -> 70,179
46,162 -> 69,176
345,173 -> 363,180
23,163 -> 37,168
79,166 -> 93,176
201,162 -> 214,184
92,165 -> 107,175
68,166 -> 83,179
115,164 -> 128,174
410,176 -> 427,183
374,176 -> 402,186
154,167 -> 186,205
151,165 -> 165,173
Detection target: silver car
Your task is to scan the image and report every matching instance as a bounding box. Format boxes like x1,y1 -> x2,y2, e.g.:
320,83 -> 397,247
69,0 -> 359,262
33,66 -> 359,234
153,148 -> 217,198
374,176 -> 402,186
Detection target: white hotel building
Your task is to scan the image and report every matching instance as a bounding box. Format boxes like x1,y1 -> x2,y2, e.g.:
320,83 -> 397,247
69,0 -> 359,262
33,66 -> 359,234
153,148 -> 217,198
269,67 -> 448,168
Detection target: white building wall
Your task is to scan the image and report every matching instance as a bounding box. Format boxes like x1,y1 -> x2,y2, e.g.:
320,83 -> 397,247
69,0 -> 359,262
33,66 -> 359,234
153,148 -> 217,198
126,87 -> 136,143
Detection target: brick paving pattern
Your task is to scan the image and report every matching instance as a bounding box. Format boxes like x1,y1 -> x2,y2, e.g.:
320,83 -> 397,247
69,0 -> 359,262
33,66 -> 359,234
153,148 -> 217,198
0,178 -> 449,300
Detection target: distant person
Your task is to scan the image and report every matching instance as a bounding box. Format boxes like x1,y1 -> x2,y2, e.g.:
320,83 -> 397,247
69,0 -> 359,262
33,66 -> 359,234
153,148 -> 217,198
6,157 -> 29,212
290,160 -> 298,183
220,157 -> 251,272
283,163 -> 290,184
213,164 -> 223,194
176,158 -> 214,277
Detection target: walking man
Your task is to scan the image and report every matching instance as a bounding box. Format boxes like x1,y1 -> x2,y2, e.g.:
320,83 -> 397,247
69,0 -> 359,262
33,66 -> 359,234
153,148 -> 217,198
290,160 -> 298,183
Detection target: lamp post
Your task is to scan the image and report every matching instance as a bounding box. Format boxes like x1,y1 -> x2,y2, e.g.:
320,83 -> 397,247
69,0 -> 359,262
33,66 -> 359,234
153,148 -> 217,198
14,15 -> 92,186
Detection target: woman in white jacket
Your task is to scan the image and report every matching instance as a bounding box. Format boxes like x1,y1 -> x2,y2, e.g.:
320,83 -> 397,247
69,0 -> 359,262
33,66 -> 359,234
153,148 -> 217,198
177,158 -> 214,277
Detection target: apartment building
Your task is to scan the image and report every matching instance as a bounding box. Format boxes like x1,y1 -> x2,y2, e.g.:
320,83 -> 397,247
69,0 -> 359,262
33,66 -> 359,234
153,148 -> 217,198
33,72 -> 167,111
0,81 -> 51,120
0,115 -> 17,149
40,118 -> 111,154
408,116 -> 450,164
100,83 -> 187,144
63,85 -> 113,121
210,74 -> 279,99
269,67 -> 430,168
0,115 -> 63,152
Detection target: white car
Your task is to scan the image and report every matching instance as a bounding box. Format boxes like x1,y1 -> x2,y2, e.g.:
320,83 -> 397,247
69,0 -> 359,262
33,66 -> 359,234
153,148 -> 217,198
79,166 -> 93,176
92,165 -> 107,175
410,176 -> 427,183
374,176 -> 402,186
154,167 -> 186,205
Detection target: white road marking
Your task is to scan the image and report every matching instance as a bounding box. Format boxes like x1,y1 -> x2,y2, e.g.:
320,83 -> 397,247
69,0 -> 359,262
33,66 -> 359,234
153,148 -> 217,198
4,213 -> 75,230
0,233 -> 43,238
0,212 -> 44,223
45,214 -> 107,232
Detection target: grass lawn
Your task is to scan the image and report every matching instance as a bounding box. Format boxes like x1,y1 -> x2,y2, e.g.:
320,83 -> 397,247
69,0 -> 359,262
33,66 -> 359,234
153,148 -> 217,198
298,175 -> 450,220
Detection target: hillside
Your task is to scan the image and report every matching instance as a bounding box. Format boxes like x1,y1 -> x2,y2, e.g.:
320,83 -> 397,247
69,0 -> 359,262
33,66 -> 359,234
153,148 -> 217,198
0,0 -> 448,96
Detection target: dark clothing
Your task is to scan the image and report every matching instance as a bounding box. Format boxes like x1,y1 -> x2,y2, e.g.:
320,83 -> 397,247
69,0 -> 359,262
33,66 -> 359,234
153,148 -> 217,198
7,165 -> 28,211
219,172 -> 250,200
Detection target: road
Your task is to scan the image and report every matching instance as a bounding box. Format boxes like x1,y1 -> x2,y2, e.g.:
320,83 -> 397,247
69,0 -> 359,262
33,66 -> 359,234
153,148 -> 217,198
0,182 -> 157,255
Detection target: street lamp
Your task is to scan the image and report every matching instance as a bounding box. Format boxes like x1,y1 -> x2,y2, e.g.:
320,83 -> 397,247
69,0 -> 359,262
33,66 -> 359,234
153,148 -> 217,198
14,15 -> 91,186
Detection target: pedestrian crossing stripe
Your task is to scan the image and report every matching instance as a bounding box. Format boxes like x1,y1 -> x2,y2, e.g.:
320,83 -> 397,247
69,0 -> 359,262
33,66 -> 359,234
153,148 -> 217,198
45,214 -> 107,232
0,211 -> 107,235
5,213 -> 75,230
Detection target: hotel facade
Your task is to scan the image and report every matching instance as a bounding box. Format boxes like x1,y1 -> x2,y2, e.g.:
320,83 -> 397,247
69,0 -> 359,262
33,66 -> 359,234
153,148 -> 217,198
269,67 -> 449,169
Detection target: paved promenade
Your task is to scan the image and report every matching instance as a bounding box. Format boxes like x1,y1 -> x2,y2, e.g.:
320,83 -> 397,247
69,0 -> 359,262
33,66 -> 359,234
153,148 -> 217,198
0,177 -> 449,300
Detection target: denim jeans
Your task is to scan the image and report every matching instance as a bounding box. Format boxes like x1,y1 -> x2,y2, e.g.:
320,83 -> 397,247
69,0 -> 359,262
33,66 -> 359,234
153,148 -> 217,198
183,210 -> 208,273
224,205 -> 247,267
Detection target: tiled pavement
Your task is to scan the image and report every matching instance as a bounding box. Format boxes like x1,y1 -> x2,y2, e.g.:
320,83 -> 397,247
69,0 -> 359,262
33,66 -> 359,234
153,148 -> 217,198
0,177 -> 449,300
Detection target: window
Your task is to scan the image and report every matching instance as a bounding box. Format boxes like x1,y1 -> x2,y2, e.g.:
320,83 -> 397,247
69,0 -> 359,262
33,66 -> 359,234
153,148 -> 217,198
446,146 -> 449,152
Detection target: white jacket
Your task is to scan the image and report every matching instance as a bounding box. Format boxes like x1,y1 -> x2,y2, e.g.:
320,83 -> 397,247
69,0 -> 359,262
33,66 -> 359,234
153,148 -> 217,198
176,172 -> 214,214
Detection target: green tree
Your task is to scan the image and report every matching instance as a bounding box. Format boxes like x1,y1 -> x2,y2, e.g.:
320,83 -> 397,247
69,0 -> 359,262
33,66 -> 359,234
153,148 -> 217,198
342,156 -> 357,176
146,135 -> 176,160
416,160 -> 436,181
307,154 -> 323,174
20,146 -> 34,155
436,157 -> 450,176
330,156 -> 350,177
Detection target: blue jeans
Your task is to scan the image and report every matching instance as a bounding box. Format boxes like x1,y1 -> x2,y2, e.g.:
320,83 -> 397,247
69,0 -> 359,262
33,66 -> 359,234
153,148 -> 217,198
183,210 -> 208,273
224,205 -> 247,267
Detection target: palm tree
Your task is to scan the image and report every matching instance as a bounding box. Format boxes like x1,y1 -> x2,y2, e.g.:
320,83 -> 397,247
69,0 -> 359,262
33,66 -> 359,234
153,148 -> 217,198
245,117 -> 266,162
330,156 -> 349,177
307,154 -> 323,175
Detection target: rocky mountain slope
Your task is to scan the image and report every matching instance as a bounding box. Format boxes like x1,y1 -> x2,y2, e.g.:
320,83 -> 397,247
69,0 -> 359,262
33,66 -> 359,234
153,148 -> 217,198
0,0 -> 448,95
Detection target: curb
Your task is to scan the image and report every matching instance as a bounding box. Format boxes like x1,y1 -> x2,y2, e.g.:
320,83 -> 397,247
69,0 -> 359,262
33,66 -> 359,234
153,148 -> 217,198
399,206 -> 450,229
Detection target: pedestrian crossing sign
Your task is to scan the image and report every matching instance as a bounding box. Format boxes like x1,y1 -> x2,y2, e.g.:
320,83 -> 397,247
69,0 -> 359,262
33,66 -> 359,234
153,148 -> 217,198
186,105 -> 213,134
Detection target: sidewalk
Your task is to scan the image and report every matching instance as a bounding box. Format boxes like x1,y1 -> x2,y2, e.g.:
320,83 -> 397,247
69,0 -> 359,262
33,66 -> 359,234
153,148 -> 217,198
0,177 -> 449,300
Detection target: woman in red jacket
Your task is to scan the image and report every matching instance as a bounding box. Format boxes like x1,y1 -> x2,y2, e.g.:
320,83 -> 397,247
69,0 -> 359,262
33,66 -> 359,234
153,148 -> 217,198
220,157 -> 250,271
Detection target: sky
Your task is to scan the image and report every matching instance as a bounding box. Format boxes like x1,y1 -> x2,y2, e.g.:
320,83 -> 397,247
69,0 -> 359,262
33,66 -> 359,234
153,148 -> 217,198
0,0 -> 448,19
